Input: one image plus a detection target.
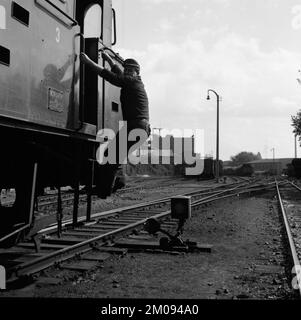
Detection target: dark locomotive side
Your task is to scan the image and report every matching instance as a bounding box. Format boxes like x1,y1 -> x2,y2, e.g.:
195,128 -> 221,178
0,0 -> 122,243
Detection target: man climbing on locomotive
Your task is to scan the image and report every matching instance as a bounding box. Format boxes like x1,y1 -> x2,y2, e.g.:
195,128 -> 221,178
80,51 -> 150,198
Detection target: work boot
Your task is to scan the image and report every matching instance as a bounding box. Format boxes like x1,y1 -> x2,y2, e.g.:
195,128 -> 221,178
112,169 -> 126,193
112,176 -> 126,193
93,169 -> 117,199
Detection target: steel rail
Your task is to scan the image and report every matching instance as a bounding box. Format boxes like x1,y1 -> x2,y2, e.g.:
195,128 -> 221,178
42,178 -> 272,234
276,181 -> 301,298
10,180 -> 275,280
9,182 -> 250,276
38,180 -> 252,234
3,178 -> 203,211
290,181 -> 301,192
192,181 -> 281,207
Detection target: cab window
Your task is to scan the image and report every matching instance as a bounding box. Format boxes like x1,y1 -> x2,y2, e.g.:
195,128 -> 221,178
84,4 -> 102,38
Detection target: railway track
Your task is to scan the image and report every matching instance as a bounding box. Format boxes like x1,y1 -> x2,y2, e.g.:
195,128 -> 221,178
276,180 -> 301,297
1,177 -> 211,213
0,178 -> 277,287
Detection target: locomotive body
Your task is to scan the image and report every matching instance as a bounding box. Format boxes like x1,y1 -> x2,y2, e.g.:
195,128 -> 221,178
0,0 -> 123,242
0,0 -> 122,133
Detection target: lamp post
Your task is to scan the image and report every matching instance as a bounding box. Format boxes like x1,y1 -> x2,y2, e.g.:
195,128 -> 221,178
207,89 -> 220,183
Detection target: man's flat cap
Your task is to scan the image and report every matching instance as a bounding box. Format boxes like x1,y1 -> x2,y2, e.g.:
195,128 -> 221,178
124,58 -> 140,70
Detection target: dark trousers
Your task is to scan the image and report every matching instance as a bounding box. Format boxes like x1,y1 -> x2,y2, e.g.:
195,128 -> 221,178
96,120 -> 151,197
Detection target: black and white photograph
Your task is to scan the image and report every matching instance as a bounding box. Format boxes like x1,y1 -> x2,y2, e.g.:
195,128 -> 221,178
0,0 -> 301,317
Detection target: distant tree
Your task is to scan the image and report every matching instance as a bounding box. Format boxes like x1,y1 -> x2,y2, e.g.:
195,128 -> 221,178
292,110 -> 301,140
230,151 -> 262,166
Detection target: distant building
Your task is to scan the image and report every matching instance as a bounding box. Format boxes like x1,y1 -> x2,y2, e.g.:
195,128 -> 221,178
246,158 -> 293,175
139,134 -> 197,165
223,160 -> 233,167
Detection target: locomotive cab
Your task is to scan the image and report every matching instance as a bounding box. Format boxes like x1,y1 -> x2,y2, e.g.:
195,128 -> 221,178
76,0 -> 123,135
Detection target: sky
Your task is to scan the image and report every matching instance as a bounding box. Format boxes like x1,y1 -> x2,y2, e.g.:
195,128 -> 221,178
112,0 -> 301,160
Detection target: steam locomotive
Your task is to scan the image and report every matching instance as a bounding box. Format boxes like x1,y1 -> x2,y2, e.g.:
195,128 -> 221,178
0,0 -> 123,242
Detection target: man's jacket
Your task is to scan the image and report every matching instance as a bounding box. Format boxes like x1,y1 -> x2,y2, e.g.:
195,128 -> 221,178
101,65 -> 149,122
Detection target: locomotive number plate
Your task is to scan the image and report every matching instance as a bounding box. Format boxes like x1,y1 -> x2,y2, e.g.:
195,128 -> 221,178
48,88 -> 64,113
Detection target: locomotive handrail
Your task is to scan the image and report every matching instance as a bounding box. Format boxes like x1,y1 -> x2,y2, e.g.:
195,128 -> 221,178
35,0 -> 78,27
99,43 -> 124,65
75,33 -> 85,131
